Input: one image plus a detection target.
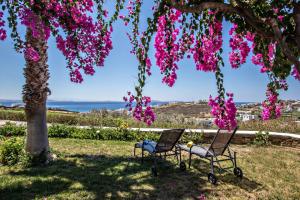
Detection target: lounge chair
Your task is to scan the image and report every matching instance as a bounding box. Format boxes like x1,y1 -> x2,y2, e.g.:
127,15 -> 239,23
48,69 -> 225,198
133,129 -> 185,176
177,127 -> 243,184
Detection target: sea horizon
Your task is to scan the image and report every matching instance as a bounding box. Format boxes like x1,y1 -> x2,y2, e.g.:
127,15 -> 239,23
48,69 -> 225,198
0,99 -> 258,113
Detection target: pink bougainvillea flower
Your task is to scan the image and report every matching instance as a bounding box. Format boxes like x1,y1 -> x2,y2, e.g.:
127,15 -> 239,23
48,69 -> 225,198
228,24 -> 250,69
291,66 -> 300,81
261,87 -> 284,120
154,8 -> 182,87
192,15 -> 223,72
208,93 -> 237,130
124,92 -> 156,126
25,46 -> 40,62
0,11 -> 7,41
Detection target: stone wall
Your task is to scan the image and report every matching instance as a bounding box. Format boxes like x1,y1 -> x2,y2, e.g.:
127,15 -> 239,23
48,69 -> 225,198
200,132 -> 300,148
133,127 -> 300,148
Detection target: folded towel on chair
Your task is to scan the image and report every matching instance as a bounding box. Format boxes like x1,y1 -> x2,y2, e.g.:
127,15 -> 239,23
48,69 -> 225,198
135,140 -> 157,153
178,144 -> 211,157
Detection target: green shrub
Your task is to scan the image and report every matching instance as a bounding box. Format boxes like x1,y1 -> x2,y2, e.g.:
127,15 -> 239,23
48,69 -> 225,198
0,122 -> 26,137
47,124 -> 160,142
0,137 -> 25,165
0,123 -> 203,144
48,124 -> 73,138
0,110 -> 26,121
253,131 -> 270,146
181,131 -> 204,144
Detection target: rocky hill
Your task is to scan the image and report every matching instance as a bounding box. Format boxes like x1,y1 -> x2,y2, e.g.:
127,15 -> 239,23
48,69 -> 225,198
154,102 -> 211,117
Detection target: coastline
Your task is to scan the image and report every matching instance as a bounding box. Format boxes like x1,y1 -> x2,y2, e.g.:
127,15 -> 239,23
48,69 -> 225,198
0,100 -> 255,113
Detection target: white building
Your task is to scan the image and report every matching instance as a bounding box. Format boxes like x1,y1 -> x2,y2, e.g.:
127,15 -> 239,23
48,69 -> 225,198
237,111 -> 258,122
240,114 -> 258,121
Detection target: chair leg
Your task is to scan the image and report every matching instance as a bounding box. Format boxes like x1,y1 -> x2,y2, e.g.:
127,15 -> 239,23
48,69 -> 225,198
141,148 -> 144,164
188,153 -> 192,168
210,156 -> 214,174
179,148 -> 182,163
233,151 -> 237,168
175,149 -> 179,163
151,153 -> 158,176
227,148 -> 235,167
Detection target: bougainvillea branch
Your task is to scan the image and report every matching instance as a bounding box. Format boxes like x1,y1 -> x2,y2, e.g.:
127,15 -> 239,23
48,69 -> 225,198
166,0 -> 300,73
0,0 -> 125,83
123,0 -> 165,125
122,1 -> 299,130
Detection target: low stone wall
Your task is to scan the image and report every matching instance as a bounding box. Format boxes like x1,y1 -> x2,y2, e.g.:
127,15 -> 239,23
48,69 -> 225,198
200,132 -> 300,147
132,128 -> 300,148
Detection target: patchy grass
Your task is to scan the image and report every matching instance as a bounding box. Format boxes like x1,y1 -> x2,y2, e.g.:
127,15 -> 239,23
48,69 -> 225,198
0,138 -> 299,199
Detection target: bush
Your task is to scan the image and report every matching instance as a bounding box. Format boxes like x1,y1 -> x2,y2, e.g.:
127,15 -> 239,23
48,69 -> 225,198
0,110 -> 26,121
0,123 -> 205,144
48,124 -> 73,138
0,137 -> 25,165
181,131 -> 204,144
47,124 -> 160,142
253,131 -> 270,146
0,122 -> 26,137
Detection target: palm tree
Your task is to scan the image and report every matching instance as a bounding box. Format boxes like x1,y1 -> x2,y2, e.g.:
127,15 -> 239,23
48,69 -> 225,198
23,27 -> 50,159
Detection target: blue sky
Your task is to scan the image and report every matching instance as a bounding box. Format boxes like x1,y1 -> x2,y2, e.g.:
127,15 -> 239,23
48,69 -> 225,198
0,2 -> 299,102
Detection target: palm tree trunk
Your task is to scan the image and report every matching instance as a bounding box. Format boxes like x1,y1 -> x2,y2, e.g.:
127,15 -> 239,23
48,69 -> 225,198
23,27 -> 50,160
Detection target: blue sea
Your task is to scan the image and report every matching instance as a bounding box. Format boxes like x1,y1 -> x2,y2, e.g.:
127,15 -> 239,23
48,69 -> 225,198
0,100 -> 253,113
0,100 -> 169,113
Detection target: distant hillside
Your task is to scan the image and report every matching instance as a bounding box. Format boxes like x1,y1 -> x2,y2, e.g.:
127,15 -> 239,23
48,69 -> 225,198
154,102 -> 210,117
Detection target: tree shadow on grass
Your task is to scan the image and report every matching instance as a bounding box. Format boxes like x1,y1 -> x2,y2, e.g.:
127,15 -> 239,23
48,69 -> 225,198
1,153 -> 262,199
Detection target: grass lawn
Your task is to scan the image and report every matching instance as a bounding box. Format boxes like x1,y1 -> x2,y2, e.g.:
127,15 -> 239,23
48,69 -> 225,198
0,138 -> 299,199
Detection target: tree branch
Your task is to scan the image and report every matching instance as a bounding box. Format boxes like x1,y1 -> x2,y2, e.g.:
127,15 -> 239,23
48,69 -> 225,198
269,18 -> 300,72
293,2 -> 300,51
166,0 -> 300,71
166,0 -> 274,39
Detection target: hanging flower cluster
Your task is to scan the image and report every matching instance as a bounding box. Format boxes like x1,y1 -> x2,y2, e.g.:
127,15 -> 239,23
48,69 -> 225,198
252,43 -> 276,73
208,93 -> 237,130
261,88 -> 282,120
229,24 -> 251,69
250,38 -> 284,118
19,7 -> 50,41
192,15 -> 223,72
154,8 -> 182,87
291,66 -> 300,81
229,21 -> 285,120
228,23 -> 278,74
1,0 -> 114,83
0,11 -> 6,41
55,23 -> 113,83
261,79 -> 287,120
191,12 -> 238,130
121,0 -> 158,126
123,92 -> 156,125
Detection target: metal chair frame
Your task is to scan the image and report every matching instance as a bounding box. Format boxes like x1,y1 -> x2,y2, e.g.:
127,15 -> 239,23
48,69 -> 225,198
133,129 -> 185,175
177,127 -> 242,183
